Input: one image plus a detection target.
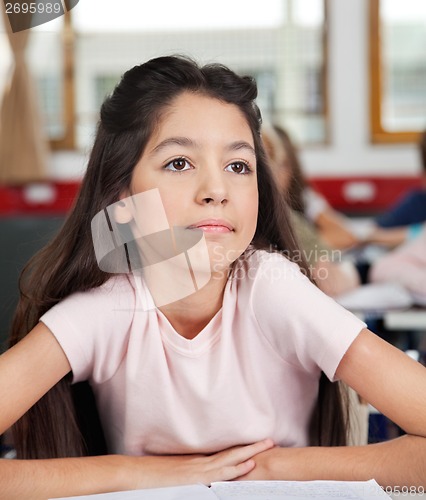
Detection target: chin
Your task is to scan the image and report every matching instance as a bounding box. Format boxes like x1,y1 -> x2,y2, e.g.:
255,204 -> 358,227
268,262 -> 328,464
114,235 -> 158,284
207,242 -> 245,272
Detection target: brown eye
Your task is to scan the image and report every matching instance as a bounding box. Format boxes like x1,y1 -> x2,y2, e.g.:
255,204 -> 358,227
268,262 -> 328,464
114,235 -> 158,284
173,159 -> 186,170
164,158 -> 191,172
225,162 -> 251,174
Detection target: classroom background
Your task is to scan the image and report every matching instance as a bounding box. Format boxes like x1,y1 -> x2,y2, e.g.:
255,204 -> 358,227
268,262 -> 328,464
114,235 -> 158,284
0,0 -> 425,450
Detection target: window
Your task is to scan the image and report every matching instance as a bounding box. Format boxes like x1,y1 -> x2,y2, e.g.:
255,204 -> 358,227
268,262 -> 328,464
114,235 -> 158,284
370,0 -> 426,143
1,0 -> 328,150
74,0 -> 328,148
36,75 -> 64,139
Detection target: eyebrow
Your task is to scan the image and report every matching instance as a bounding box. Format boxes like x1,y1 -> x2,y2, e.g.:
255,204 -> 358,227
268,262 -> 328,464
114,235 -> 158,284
226,140 -> 256,157
151,137 -> 195,154
150,137 -> 256,157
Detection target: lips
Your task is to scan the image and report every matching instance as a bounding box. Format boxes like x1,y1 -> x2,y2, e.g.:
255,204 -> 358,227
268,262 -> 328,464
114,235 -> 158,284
188,219 -> 234,233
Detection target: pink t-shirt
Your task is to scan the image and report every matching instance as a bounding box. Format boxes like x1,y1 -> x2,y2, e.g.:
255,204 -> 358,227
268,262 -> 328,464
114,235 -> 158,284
41,250 -> 365,456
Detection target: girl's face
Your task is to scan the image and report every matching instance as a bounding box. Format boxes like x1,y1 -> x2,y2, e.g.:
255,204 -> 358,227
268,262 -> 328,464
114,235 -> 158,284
128,92 -> 259,274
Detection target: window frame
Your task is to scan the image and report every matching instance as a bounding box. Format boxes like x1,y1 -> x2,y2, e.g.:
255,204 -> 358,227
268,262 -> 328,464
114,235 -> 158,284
49,10 -> 75,150
369,0 -> 423,144
269,0 -> 330,146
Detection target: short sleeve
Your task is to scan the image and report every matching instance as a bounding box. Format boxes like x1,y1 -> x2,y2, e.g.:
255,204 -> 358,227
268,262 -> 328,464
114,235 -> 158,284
40,276 -> 135,383
251,252 -> 366,381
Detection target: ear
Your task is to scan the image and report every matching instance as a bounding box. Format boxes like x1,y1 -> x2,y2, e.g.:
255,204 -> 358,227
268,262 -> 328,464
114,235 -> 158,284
113,193 -> 133,224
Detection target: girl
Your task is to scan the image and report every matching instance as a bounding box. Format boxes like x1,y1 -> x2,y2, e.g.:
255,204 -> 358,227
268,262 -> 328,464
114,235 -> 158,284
0,56 -> 425,499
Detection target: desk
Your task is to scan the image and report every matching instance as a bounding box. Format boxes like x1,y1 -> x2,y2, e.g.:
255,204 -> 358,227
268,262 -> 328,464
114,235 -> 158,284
384,309 -> 426,330
352,308 -> 426,333
53,483 -> 426,499
337,282 -> 426,333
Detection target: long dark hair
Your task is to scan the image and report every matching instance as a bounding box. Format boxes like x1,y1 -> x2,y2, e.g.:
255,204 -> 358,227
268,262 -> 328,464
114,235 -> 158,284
9,55 -> 348,458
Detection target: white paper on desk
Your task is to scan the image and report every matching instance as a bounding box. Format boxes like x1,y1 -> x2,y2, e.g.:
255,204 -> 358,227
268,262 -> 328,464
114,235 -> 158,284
335,283 -> 413,312
211,479 -> 391,499
51,484 -> 217,500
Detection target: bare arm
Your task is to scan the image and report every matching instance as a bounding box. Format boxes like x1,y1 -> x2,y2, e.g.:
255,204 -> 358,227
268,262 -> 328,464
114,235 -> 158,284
0,442 -> 275,499
365,225 -> 409,248
238,435 -> 425,486
0,323 -> 274,498
315,209 -> 359,250
0,323 -> 71,433
241,329 -> 426,486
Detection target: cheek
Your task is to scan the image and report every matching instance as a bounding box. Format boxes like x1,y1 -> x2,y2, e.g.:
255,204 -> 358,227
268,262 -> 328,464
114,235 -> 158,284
241,189 -> 259,234
155,186 -> 186,226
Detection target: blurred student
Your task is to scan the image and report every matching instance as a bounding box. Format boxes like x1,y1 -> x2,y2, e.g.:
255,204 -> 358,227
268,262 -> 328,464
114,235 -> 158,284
369,224 -> 426,355
365,130 -> 426,248
376,130 -> 426,228
370,224 -> 426,304
262,125 -> 359,297
270,125 -> 359,250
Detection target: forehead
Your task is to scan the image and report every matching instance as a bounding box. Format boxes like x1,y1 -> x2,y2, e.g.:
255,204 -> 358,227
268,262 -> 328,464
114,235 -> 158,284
149,92 -> 254,146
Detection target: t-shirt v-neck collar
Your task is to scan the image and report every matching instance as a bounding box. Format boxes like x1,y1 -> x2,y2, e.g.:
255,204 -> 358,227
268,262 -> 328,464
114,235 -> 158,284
156,306 -> 223,356
155,278 -> 233,356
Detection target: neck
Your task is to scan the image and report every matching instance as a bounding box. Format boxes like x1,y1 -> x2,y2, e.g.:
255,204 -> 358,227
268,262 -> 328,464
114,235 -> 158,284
158,271 -> 229,339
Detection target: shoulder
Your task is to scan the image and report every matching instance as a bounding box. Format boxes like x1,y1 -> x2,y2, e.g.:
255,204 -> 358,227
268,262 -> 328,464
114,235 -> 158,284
56,274 -> 135,307
41,273 -> 137,336
93,274 -> 136,304
40,274 -> 137,383
238,249 -> 366,380
233,248 -> 311,308
235,248 -> 302,284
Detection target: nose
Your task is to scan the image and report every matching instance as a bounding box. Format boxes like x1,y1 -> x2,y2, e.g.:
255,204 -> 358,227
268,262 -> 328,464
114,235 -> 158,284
195,167 -> 228,206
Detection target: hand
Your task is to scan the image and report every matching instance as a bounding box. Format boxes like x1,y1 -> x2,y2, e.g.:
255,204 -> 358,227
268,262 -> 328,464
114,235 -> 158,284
124,438 -> 275,489
188,438 -> 276,484
235,446 -> 285,481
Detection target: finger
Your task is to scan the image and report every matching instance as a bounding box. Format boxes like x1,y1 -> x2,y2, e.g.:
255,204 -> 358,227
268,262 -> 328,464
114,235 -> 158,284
219,438 -> 274,465
222,458 -> 256,481
211,459 -> 256,484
